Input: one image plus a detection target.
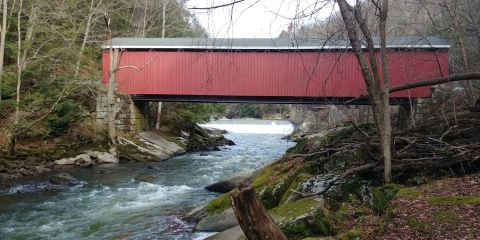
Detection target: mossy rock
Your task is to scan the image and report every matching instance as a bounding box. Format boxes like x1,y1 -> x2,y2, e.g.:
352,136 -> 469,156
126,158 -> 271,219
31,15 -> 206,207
270,198 -> 334,239
360,184 -> 400,215
204,192 -> 232,214
279,172 -> 313,204
286,138 -> 309,154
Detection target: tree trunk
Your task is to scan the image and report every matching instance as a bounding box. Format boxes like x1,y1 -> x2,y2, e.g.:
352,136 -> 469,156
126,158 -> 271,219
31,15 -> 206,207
230,182 -> 287,240
107,47 -> 118,154
378,0 -> 392,183
0,0 -> 7,101
20,3 -> 36,69
337,0 -> 392,183
155,0 -> 168,130
74,0 -> 99,78
10,0 -> 23,155
105,13 -> 118,154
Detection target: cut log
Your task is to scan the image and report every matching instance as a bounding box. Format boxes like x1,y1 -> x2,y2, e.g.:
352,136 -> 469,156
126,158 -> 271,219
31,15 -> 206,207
230,182 -> 287,240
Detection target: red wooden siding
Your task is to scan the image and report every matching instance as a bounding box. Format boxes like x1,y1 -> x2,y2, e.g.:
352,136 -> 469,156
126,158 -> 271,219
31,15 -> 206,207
102,50 -> 448,98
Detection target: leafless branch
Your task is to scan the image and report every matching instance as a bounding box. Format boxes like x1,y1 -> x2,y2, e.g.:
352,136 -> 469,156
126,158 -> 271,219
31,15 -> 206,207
188,0 -> 246,10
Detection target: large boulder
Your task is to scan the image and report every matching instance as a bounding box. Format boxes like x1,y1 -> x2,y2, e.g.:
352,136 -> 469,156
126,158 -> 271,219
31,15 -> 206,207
118,131 -> 186,161
185,204 -> 209,221
206,198 -> 332,240
205,169 -> 261,193
194,208 -> 239,232
49,172 -> 80,186
187,125 -> 235,151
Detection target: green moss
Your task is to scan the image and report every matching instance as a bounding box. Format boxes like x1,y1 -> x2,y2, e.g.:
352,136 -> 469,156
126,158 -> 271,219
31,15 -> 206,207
396,188 -> 421,199
283,222 -> 312,238
271,198 -> 322,221
318,124 -> 376,147
279,173 -> 312,204
426,196 -> 480,205
287,138 -> 308,154
337,229 -> 368,240
433,210 -> 458,225
260,174 -> 296,209
405,216 -> 424,228
252,166 -> 275,188
270,198 -> 333,239
203,193 -> 231,214
370,184 -> 400,215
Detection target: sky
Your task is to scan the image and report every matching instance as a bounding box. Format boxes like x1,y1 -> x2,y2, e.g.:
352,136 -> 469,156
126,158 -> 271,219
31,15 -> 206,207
186,0 -> 335,38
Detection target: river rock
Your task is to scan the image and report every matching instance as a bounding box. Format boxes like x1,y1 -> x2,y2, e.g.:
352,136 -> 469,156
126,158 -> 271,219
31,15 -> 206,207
194,208 -> 239,232
86,151 -> 119,164
185,204 -> 209,221
187,124 -> 235,152
49,172 -> 80,186
54,154 -> 93,167
205,225 -> 246,240
118,131 -> 186,162
205,169 -> 260,193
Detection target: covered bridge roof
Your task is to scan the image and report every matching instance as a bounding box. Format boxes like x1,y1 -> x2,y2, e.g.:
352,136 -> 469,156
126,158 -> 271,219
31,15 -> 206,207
103,36 -> 450,50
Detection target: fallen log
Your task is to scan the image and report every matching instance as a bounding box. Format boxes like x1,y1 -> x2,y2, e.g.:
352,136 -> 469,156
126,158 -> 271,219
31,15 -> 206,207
230,182 -> 287,240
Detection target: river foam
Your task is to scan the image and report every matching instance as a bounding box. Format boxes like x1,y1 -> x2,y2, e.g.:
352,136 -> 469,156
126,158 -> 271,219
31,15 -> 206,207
200,119 -> 294,134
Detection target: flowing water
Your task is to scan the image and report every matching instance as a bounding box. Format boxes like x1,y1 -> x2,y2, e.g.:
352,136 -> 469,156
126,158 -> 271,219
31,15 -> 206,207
0,119 -> 295,240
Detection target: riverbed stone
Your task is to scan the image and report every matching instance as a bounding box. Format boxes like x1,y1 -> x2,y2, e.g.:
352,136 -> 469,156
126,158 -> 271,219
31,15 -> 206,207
205,225 -> 246,240
54,153 -> 93,166
186,204 -> 208,221
86,151 -> 119,164
187,125 -> 235,152
118,131 -> 186,161
194,208 -> 239,232
49,172 -> 80,186
205,169 -> 260,193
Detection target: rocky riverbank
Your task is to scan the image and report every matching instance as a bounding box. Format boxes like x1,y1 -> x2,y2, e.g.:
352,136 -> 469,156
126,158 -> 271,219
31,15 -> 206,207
190,113 -> 480,240
0,124 -> 234,187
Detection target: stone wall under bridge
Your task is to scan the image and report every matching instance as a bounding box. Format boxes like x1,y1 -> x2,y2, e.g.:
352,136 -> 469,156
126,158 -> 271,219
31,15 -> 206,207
96,94 -> 150,134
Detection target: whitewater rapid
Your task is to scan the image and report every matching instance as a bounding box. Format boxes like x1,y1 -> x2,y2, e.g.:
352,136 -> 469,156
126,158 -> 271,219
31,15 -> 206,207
0,119 -> 295,239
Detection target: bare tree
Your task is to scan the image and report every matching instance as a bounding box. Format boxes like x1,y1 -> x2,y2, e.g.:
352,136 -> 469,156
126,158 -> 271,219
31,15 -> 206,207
10,0 -> 24,154
75,0 -> 102,78
104,13 -> 118,155
0,0 -> 7,101
155,0 -> 168,130
336,0 -> 393,182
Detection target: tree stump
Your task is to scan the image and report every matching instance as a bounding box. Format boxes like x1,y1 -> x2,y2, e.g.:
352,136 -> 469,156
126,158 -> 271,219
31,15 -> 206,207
230,182 -> 287,240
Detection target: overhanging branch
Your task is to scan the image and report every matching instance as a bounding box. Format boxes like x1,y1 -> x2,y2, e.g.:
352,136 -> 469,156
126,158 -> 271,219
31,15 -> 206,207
389,72 -> 480,93
188,0 -> 246,10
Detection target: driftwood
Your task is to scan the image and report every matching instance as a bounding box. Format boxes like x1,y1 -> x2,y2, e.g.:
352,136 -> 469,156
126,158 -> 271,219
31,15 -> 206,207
291,115 -> 480,197
230,182 -> 287,240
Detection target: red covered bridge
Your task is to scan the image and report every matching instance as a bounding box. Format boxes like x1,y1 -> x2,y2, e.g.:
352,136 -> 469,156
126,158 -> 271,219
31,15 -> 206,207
102,37 -> 449,104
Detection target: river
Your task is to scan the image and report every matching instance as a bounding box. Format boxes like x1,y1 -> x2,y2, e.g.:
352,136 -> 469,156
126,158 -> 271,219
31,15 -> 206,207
0,119 -> 295,240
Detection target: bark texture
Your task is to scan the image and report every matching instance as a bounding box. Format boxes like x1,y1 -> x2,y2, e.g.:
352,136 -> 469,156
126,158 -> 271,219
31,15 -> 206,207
230,182 -> 287,240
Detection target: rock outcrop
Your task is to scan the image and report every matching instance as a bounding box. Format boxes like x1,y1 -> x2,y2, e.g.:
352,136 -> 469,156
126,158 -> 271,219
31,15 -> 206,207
194,208 -> 239,232
205,168 -> 262,193
118,131 -> 186,161
187,125 -> 235,151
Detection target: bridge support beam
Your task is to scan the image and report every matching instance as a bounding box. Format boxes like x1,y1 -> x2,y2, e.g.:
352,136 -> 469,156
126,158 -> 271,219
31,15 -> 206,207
96,93 -> 150,134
